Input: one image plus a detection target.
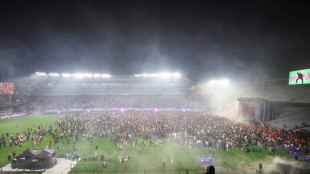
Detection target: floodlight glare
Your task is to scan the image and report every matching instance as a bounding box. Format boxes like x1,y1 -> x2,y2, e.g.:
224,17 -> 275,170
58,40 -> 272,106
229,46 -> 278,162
208,79 -> 229,86
93,74 -> 102,78
62,73 -> 72,77
84,73 -> 93,78
35,72 -> 47,76
173,72 -> 181,78
160,72 -> 172,78
73,73 -> 84,78
208,80 -> 216,85
48,73 -> 60,77
221,79 -> 229,86
102,74 -> 111,78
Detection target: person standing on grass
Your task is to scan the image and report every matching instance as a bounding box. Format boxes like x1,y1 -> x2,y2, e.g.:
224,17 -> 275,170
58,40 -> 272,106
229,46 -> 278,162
13,152 -> 16,159
101,153 -> 105,162
8,153 -> 11,162
89,152 -> 92,161
94,152 -> 98,162
84,153 -> 87,162
170,155 -> 174,164
209,146 -> 212,155
272,146 -> 276,156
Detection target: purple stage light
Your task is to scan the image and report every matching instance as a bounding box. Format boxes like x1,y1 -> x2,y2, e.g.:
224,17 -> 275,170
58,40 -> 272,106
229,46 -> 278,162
86,108 -> 91,114
120,108 -> 125,113
154,108 -> 159,113
56,110 -> 61,114
197,157 -> 212,164
182,108 -> 187,113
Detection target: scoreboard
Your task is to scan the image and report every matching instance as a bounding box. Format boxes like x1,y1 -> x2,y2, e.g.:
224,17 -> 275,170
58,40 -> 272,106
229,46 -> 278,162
289,69 -> 310,85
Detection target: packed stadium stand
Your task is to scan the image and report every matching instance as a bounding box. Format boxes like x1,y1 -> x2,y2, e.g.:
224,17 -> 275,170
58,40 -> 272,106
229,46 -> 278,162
3,72 -> 209,114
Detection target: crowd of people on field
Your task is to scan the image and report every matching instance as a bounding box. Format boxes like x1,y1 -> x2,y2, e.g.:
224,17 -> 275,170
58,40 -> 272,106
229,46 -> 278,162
55,111 -> 310,160
2,111 -> 310,165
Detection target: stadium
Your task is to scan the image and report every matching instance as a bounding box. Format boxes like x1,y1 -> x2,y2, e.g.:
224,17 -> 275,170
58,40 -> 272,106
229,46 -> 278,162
1,1 -> 310,174
1,70 -> 310,174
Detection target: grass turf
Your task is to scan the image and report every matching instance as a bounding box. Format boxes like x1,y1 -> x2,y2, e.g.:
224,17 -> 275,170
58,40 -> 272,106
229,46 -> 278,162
0,114 -> 294,173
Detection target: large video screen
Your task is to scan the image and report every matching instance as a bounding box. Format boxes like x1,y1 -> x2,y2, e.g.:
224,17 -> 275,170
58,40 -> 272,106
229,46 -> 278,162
289,68 -> 310,85
0,82 -> 14,94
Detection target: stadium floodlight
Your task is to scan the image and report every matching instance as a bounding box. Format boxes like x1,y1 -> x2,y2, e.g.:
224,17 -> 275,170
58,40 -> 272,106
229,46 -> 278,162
173,72 -> 181,78
142,74 -> 149,77
35,72 -> 47,76
102,74 -> 111,78
134,73 -> 180,78
151,74 -> 160,77
93,74 -> 102,78
208,80 -> 216,85
220,79 -> 229,86
73,73 -> 85,78
48,73 -> 60,77
62,73 -> 72,77
84,73 -> 93,78
160,72 -> 172,78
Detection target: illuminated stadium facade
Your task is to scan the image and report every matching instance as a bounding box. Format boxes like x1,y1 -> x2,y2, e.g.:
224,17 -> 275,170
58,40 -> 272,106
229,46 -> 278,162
7,72 -> 208,114
21,72 -> 190,96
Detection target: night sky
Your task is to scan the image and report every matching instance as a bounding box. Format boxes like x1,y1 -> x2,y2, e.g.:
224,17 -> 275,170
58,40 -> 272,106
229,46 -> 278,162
0,0 -> 309,82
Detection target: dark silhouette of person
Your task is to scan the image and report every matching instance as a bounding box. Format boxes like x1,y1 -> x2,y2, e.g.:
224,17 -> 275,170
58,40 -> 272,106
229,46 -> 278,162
296,71 -> 304,84
205,165 -> 215,174
8,153 -> 11,162
259,163 -> 262,171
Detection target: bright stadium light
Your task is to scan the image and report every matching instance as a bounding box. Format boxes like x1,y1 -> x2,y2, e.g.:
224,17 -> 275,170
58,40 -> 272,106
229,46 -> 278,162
62,73 -> 72,77
73,73 -> 85,78
84,73 -> 93,78
173,72 -> 181,78
93,74 -> 102,78
48,73 -> 60,77
35,72 -> 47,76
208,80 -> 216,85
102,74 -> 111,78
160,72 -> 172,78
151,74 -> 160,77
220,79 -> 229,86
134,72 -> 180,78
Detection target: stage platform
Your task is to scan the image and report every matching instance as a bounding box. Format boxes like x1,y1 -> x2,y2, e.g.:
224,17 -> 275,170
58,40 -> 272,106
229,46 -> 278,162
1,158 -> 80,174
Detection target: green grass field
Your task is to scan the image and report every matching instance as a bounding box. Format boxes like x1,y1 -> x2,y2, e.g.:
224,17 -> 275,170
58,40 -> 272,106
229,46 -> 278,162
0,114 -> 294,173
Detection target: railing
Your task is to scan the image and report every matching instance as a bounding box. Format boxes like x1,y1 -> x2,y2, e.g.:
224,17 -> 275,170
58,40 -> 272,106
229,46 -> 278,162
254,78 -> 289,90
69,162 -> 206,174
